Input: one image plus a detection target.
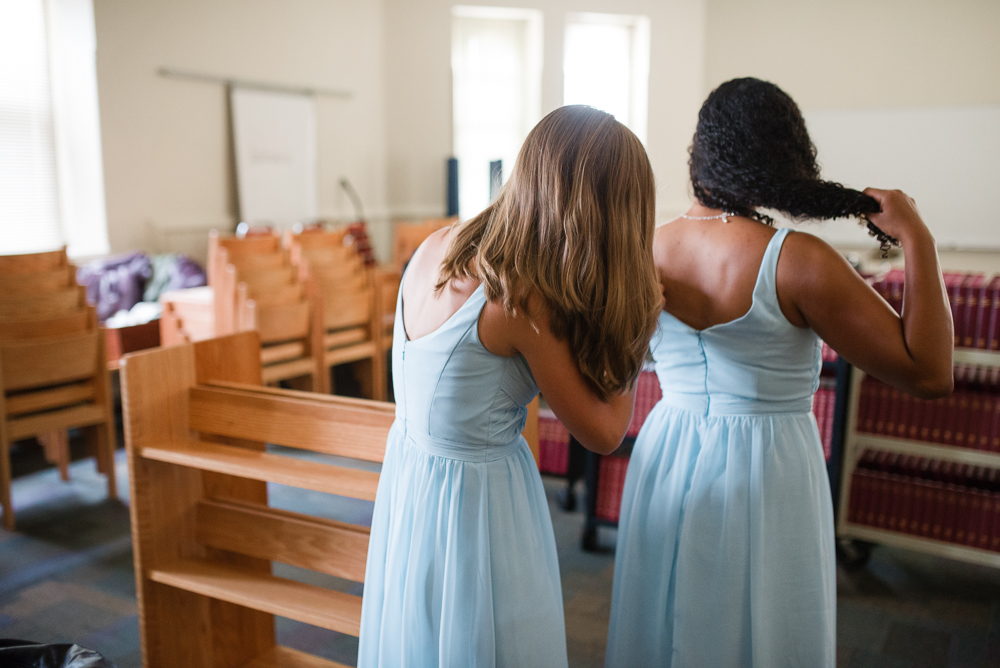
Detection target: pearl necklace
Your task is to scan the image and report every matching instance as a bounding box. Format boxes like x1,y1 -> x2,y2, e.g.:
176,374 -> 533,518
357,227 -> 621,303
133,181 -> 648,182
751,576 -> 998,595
680,212 -> 734,223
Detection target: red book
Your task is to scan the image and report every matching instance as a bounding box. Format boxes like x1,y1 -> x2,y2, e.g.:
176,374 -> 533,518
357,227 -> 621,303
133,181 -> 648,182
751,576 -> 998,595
887,475 -> 904,532
863,472 -> 879,526
945,272 -> 967,346
955,487 -> 970,544
975,277 -> 1000,349
930,395 -> 948,444
988,277 -> 1000,350
942,485 -> 959,542
991,393 -> 1000,452
961,274 -> 986,348
910,481 -> 926,535
954,390 -> 972,449
875,382 -> 892,436
967,392 -> 984,451
979,394 -> 996,451
993,493 -> 1000,552
915,399 -> 931,441
898,477 -> 914,535
848,472 -> 863,523
941,392 -> 959,446
897,391 -> 914,440
966,490 -> 984,548
886,387 -> 902,440
931,483 -> 948,540
979,492 -> 994,550
858,379 -> 874,434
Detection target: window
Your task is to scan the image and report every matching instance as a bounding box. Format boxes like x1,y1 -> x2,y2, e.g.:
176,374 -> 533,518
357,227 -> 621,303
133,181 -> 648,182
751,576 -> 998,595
563,13 -> 650,144
0,0 -> 109,258
451,6 -> 542,221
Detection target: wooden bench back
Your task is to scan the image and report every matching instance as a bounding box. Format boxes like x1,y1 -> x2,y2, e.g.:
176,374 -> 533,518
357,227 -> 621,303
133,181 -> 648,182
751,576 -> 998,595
0,247 -> 68,275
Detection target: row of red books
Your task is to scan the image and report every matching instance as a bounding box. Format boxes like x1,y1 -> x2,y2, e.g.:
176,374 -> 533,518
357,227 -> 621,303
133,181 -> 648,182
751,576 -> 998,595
813,379 -> 836,461
849,457 -> 1000,553
857,449 -> 1000,488
871,269 -> 1000,349
858,367 -> 1000,451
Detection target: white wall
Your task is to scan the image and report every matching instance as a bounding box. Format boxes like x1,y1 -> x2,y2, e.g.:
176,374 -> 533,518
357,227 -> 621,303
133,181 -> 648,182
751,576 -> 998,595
382,0 -> 707,224
94,0 -> 388,261
703,0 -> 1000,268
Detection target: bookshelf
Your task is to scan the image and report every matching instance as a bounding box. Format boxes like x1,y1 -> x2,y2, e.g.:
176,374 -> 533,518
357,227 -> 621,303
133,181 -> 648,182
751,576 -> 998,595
836,348 -> 1000,569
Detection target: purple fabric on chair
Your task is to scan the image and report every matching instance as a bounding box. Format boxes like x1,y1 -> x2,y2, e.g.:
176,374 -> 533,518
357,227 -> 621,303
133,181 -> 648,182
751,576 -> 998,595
76,252 -> 151,322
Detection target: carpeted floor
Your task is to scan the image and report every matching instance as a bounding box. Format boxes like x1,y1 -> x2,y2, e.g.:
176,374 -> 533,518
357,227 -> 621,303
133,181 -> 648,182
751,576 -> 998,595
2,446 -> 1000,667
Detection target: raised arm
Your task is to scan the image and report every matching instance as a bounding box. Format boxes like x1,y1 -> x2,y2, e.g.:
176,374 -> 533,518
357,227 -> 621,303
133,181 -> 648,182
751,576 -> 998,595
479,297 -> 635,455
780,188 -> 953,399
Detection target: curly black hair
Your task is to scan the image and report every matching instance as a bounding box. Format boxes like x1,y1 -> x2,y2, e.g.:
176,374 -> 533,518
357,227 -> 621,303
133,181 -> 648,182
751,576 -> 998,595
690,77 -> 880,226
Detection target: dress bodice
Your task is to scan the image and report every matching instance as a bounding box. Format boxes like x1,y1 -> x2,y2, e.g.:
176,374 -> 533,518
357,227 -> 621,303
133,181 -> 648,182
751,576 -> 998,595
392,283 -> 539,460
652,228 -> 821,416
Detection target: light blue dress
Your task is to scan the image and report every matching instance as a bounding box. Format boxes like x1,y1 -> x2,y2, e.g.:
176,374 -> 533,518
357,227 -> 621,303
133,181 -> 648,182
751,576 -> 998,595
606,228 -> 835,667
359,283 -> 568,668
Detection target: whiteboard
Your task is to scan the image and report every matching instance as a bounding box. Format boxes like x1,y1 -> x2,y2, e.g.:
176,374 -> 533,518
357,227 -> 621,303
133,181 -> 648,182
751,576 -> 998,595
796,105 -> 1000,249
230,87 -> 318,227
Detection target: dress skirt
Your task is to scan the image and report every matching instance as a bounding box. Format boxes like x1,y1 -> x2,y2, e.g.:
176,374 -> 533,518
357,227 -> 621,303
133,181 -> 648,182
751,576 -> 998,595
359,422 -> 569,668
606,401 -> 836,667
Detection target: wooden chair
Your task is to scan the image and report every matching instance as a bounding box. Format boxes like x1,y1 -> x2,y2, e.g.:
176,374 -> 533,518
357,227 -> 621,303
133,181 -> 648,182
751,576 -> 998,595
0,286 -> 87,320
120,331 -> 393,668
391,217 -> 457,271
0,264 -> 76,297
287,230 -> 386,400
0,247 -> 69,275
0,306 -> 117,530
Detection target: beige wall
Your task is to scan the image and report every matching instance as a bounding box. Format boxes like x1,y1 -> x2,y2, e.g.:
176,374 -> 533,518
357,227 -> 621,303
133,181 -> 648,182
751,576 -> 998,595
383,0 -> 707,223
705,0 -> 1000,109
94,0 -> 388,261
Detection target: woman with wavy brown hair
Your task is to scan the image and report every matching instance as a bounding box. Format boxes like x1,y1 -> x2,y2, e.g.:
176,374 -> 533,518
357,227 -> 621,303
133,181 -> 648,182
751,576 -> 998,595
358,105 -> 661,667
606,78 -> 954,667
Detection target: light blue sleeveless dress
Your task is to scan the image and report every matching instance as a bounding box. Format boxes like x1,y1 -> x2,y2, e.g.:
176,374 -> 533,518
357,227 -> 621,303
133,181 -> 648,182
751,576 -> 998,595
606,228 -> 835,667
358,283 -> 568,668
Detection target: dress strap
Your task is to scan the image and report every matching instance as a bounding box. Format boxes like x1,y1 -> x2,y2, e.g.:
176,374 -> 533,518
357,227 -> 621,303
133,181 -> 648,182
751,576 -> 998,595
752,227 -> 794,323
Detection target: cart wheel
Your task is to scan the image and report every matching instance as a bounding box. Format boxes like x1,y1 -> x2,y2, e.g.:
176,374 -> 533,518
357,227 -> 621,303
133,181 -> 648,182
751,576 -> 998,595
836,538 -> 873,571
581,525 -> 599,552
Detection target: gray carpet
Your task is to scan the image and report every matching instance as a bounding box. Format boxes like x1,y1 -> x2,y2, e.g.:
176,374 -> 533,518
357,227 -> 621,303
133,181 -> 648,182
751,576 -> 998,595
2,448 -> 1000,667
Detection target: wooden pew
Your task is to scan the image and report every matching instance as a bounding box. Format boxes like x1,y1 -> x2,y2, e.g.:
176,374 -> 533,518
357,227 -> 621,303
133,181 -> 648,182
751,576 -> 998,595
121,331 -> 392,668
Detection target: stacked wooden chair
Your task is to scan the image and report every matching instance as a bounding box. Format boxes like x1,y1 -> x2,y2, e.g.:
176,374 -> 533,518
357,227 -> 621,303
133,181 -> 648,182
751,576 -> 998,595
287,227 -> 386,400
120,331 -> 392,668
160,231 -> 325,393
0,248 -> 117,530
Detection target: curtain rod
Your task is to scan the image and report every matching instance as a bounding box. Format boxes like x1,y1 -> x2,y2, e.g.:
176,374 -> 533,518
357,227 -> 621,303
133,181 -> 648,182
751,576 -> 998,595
157,67 -> 352,99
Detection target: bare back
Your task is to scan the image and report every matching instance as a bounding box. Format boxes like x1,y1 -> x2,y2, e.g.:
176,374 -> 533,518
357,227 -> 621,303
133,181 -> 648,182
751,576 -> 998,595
654,216 -> 806,331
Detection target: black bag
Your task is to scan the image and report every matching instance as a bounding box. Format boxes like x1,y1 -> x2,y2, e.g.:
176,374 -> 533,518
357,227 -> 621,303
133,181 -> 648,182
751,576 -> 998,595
0,639 -> 116,668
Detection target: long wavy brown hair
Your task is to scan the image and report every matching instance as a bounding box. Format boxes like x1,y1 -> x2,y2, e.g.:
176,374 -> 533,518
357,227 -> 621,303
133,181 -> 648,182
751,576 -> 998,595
438,105 -> 660,400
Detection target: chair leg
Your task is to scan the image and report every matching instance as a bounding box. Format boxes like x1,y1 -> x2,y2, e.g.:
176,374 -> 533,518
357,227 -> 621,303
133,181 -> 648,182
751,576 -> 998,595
371,350 -> 387,402
0,433 -> 13,531
38,430 -> 71,481
95,423 -> 118,500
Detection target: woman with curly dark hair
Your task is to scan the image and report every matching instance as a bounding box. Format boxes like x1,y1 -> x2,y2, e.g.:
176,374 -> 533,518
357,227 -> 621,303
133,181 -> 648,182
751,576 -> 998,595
606,78 -> 954,666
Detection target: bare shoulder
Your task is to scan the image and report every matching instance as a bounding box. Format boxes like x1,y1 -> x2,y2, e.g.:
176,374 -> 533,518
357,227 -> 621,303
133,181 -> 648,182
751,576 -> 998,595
778,229 -> 852,285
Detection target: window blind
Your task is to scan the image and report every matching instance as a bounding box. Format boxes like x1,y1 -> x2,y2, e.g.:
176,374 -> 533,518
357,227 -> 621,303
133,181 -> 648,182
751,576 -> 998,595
0,0 -> 63,255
